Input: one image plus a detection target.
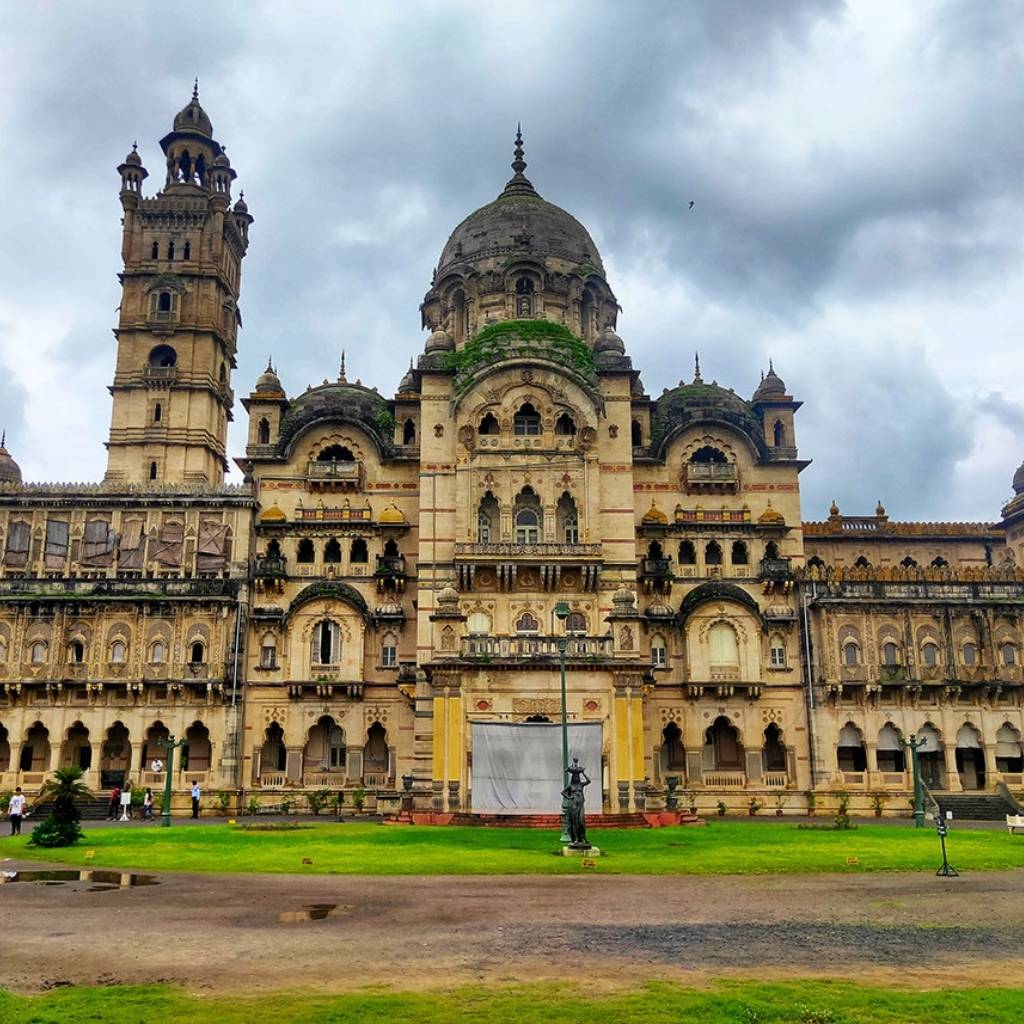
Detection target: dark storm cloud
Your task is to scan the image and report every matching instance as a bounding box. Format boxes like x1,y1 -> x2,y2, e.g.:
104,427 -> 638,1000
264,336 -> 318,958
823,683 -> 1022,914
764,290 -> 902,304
0,1 -> 1021,520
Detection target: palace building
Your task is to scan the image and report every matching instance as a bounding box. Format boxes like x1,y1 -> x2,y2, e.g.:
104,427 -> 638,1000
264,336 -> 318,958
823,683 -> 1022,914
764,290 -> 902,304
1,92 -> 1022,815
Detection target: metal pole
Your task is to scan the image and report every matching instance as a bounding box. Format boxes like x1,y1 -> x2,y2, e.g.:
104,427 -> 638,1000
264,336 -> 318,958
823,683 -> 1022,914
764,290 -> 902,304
558,636 -> 570,844
160,735 -> 176,828
910,735 -> 925,829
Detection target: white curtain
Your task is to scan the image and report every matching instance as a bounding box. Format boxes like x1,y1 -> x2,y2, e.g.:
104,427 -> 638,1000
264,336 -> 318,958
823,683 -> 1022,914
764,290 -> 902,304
471,722 -> 602,815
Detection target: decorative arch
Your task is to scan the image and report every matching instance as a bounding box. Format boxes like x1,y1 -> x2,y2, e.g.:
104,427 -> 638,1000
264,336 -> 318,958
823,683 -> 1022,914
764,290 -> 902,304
285,581 -> 369,622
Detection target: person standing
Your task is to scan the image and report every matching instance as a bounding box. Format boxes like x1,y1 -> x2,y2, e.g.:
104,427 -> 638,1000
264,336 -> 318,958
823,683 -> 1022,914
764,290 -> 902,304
107,785 -> 121,821
190,780 -> 201,819
8,787 -> 26,836
142,787 -> 154,820
119,781 -> 133,822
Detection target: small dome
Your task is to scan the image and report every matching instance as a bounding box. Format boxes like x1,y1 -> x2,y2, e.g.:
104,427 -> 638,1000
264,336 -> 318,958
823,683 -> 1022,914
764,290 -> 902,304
593,324 -> 625,356
436,586 -> 460,607
212,151 -> 230,168
375,601 -> 404,617
254,359 -> 283,394
259,502 -> 286,523
758,500 -> 785,525
0,435 -> 22,485
612,586 -> 636,609
378,502 -> 406,525
172,87 -> 213,138
397,361 -> 417,394
645,601 -> 675,618
1014,460 -> 1024,496
233,193 -> 249,214
124,145 -> 142,167
875,499 -> 887,517
425,327 -> 454,353
829,499 -> 840,517
641,500 -> 668,525
752,363 -> 787,402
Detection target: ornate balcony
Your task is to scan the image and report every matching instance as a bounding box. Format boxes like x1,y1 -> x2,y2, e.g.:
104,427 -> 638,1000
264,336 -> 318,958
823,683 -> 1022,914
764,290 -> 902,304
306,459 -> 363,492
457,634 -> 613,662
683,462 -> 738,494
759,557 -> 793,581
639,556 -> 673,594
454,541 -> 603,592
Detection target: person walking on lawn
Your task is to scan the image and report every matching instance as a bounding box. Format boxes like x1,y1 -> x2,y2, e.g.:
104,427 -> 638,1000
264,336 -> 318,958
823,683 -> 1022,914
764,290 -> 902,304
191,780 -> 201,819
8,787 -> 25,836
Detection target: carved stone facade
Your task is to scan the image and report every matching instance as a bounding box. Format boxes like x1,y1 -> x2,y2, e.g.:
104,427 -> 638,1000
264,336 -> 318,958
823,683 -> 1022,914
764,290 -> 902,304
0,95 -> 1021,815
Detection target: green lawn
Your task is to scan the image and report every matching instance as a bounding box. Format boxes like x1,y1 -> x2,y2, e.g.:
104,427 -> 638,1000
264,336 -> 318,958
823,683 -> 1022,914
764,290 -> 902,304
1,980 -> 1023,1023
3,820 -> 1023,875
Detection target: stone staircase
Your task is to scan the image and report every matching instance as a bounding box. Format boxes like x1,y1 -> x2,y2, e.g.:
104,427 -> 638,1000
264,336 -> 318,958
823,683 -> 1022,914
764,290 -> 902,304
934,792 -> 1018,821
28,798 -> 114,821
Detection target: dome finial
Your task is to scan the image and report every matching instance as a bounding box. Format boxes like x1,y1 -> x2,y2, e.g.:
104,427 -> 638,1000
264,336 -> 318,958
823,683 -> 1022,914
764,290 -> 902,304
512,123 -> 526,177
339,350 -> 347,383
1,430 -> 5,449
266,355 -> 274,373
193,77 -> 199,101
769,357 -> 774,372
694,351 -> 703,384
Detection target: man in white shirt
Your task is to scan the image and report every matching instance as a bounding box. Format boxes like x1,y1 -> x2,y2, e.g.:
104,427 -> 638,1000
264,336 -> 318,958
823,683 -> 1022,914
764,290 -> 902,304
8,787 -> 26,836
190,780 -> 201,819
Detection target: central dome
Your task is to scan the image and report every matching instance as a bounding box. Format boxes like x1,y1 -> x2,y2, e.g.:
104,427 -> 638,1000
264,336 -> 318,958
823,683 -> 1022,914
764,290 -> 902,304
436,129 -> 604,277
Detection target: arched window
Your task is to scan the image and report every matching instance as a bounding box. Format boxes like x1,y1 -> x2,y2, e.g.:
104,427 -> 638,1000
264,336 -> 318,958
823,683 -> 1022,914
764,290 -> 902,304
679,541 -> 696,566
769,635 -> 786,668
189,641 -> 205,665
900,556 -> 918,568
877,724 -> 905,772
154,402 -> 162,423
150,640 -> 168,664
514,488 -> 542,544
554,413 -> 576,436
466,611 -> 491,636
313,620 -> 341,666
69,640 -> 85,664
807,556 -> 825,569
151,241 -> 159,260
149,462 -> 158,481
266,539 -> 281,559
690,446 -> 727,464
257,418 -> 270,444
297,538 -> 315,564
651,634 -> 667,668
383,538 -> 399,558
662,721 -> 685,771
515,276 -> 534,317
996,724 -> 1023,773
167,241 -> 175,260
1002,642 -> 1017,667
962,642 -> 978,667
565,611 -> 587,634
380,632 -> 397,667
317,444 -> 354,462
515,612 -> 540,634
631,419 -> 643,447
763,723 -> 786,772
705,541 -> 723,566
402,419 -> 416,445
765,541 -> 780,560
324,538 -> 342,564
708,623 -> 739,667
854,556 -> 871,569
705,716 -> 743,770
477,492 -> 499,543
149,344 -> 176,367
837,722 -> 867,772
260,633 -> 277,669
922,641 -> 940,667
110,640 -> 127,664
364,722 -> 388,773
773,420 -> 785,447
30,641 -> 47,664
930,556 -> 949,569
183,722 -> 211,772
843,641 -> 860,667
478,412 -> 500,435
350,538 -> 368,564
158,290 -> 172,312
451,288 -> 467,347
731,541 -> 749,565
513,402 -> 541,436
882,641 -> 900,666
556,493 -> 579,544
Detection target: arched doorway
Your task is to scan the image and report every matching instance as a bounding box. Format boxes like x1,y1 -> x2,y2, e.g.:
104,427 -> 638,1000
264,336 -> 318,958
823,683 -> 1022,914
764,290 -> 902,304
996,724 -> 1023,774
62,722 -> 91,770
364,722 -> 388,776
183,722 -> 211,773
303,716 -> 346,777
661,722 -> 686,775
20,722 -> 51,773
0,723 -> 9,772
100,722 -> 130,787
704,717 -> 743,771
956,723 -> 985,791
762,724 -> 786,773
142,721 -> 170,773
261,722 -> 287,774
876,724 -> 905,773
916,724 -> 946,789
836,723 -> 867,773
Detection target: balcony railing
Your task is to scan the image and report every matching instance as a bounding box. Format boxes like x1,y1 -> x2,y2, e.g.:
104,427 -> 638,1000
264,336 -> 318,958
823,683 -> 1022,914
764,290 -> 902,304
684,463 -> 739,493
640,557 -> 673,579
254,555 -> 287,579
760,557 -> 793,581
454,542 -> 602,559
143,366 -> 177,384
458,634 -> 613,661
375,554 -> 406,578
306,460 -> 363,490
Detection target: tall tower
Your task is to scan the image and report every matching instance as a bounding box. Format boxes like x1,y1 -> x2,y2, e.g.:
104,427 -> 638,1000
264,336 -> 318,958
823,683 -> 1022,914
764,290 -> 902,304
105,85 -> 253,485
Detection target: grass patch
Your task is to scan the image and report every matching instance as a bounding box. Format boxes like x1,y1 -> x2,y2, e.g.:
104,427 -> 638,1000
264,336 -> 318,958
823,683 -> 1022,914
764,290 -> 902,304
3,820 -> 1024,876
1,980 -> 1023,1024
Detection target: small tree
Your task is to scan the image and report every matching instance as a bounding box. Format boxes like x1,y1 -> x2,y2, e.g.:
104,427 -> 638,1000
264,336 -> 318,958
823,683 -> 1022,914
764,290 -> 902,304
307,789 -> 330,816
216,791 -> 232,815
834,789 -> 852,830
772,791 -> 787,816
28,766 -> 92,848
804,789 -> 817,816
352,788 -> 366,812
246,795 -> 260,816
870,792 -> 887,818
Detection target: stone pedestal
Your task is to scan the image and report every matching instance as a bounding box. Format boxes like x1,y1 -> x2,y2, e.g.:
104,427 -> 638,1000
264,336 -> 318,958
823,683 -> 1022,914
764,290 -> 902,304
561,845 -> 602,857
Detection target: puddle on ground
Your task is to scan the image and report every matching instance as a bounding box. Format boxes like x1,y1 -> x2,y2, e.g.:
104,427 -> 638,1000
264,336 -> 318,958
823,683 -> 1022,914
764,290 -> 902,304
278,903 -> 349,923
1,870 -> 159,888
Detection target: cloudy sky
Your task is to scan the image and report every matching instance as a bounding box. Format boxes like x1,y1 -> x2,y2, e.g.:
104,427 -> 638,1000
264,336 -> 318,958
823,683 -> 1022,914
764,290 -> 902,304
1,0 -> 1021,522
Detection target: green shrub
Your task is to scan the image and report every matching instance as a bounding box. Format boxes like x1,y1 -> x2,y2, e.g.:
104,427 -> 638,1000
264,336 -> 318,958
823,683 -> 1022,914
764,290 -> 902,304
246,795 -> 260,816
307,789 -> 331,815
281,797 -> 293,815
216,791 -> 232,814
27,766 -> 91,849
352,788 -> 366,812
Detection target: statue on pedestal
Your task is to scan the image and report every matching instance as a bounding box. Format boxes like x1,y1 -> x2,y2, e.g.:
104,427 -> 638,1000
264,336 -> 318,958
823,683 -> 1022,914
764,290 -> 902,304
561,757 -> 592,849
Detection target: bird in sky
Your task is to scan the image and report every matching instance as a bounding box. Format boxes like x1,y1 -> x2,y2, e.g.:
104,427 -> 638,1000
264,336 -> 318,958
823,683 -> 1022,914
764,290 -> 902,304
688,200 -> 695,209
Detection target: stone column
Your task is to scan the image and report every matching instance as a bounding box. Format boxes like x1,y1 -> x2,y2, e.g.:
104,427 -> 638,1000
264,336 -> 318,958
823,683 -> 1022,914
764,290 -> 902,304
982,743 -> 998,791
943,742 -> 961,792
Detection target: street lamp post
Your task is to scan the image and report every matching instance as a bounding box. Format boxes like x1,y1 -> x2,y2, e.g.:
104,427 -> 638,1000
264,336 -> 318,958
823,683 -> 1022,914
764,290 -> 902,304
554,601 -> 571,844
907,733 -> 926,829
159,734 -> 189,828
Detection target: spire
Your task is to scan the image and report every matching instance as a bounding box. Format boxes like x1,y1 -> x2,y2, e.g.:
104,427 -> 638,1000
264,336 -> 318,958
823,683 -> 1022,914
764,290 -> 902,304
266,355 -> 274,373
1,430 -> 5,449
768,357 -> 774,373
499,123 -> 538,199
193,77 -> 199,101
694,352 -> 703,384
339,350 -> 347,383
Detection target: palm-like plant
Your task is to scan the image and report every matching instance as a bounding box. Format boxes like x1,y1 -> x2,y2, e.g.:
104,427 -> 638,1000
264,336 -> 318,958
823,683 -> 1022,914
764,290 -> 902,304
27,765 -> 93,848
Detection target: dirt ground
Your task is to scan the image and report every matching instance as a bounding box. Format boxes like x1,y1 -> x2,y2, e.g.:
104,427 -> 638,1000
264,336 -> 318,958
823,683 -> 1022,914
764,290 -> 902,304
2,859 -> 1024,994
